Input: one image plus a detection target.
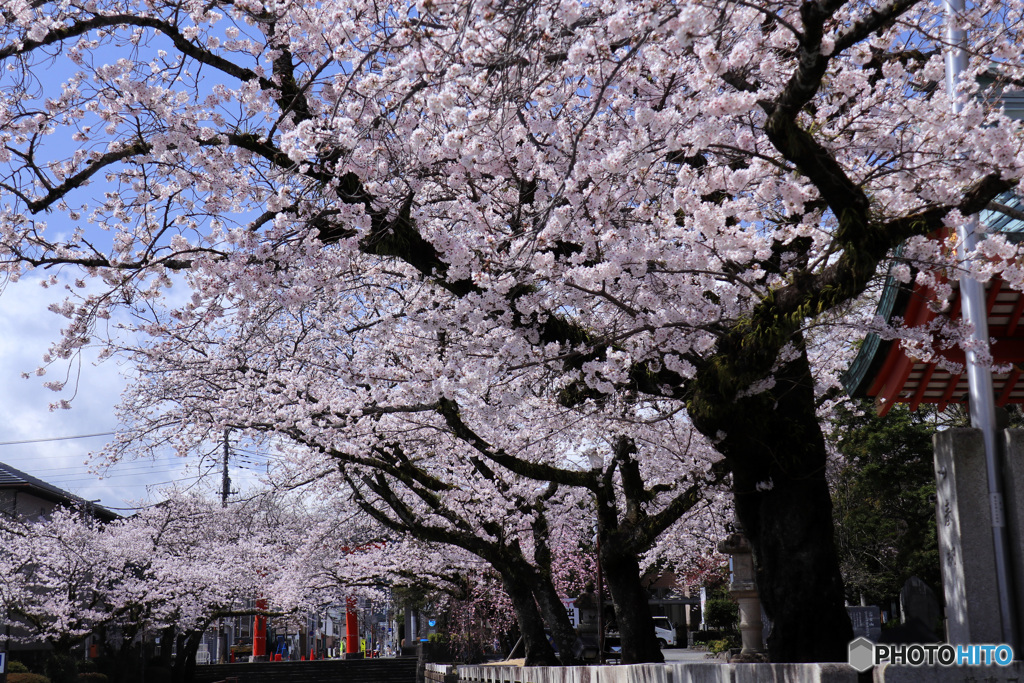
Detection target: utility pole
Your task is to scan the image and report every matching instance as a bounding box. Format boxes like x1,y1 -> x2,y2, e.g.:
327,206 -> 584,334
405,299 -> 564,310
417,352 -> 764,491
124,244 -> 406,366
945,0 -> 1019,650
221,429 -> 231,508
218,429 -> 231,664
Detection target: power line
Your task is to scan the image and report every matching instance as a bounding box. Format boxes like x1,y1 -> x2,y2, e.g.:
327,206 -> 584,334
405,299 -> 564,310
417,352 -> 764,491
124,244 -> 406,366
144,473 -> 206,489
12,459 -> 182,473
0,459 -> 186,477
44,469 -> 189,485
0,431 -> 115,446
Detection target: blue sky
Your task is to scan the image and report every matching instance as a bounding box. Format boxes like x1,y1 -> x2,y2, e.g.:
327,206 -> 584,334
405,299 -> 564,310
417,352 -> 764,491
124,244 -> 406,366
0,272 -> 270,511
0,25 -> 282,511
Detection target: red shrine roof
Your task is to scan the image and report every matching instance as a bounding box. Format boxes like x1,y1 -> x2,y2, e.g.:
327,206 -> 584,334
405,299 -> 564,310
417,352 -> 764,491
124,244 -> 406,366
843,82 -> 1024,414
843,200 -> 1024,415
844,279 -> 1024,415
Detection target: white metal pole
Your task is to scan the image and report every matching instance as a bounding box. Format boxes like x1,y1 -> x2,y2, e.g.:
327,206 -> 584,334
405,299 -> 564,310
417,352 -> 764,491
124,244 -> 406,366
945,0 -> 1019,649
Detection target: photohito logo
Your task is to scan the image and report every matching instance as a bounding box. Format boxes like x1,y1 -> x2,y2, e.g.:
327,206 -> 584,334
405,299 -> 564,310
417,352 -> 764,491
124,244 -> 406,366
847,637 -> 1015,672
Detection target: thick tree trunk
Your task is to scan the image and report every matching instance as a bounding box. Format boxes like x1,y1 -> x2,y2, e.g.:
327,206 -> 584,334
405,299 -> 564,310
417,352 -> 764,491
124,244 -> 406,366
690,341 -> 852,662
108,623 -> 144,683
45,639 -> 79,683
529,565 -> 583,664
172,629 -> 205,683
735,464 -> 850,661
500,570 -> 559,666
600,541 -> 664,664
528,504 -> 582,664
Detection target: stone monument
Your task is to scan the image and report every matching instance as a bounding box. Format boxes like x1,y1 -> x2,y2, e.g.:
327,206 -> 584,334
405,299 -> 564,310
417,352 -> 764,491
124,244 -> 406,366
933,429 -> 1024,644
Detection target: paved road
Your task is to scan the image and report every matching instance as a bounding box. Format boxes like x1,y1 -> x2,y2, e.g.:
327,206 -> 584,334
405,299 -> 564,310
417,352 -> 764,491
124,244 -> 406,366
663,648 -> 720,662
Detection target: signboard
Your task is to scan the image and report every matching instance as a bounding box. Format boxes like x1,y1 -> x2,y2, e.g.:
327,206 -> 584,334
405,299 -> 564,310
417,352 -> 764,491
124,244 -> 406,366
847,606 -> 882,641
560,598 -> 579,628
0,650 -> 6,673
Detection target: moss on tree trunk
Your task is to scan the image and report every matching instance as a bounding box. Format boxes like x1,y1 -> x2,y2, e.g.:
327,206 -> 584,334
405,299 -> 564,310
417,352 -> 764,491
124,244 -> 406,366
690,340 -> 852,662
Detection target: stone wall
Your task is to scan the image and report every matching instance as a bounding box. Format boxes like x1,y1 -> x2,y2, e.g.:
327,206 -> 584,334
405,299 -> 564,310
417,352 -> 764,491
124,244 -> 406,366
192,656 -> 418,683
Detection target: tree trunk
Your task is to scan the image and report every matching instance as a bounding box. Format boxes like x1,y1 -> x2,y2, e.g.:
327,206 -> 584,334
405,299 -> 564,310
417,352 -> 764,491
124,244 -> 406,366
527,503 -> 582,664
736,464 -> 850,661
690,341 -> 852,662
172,629 -> 205,683
158,624 -> 176,670
109,623 -> 143,683
600,540 -> 664,664
529,564 -> 582,664
45,639 -> 79,683
500,570 -> 559,666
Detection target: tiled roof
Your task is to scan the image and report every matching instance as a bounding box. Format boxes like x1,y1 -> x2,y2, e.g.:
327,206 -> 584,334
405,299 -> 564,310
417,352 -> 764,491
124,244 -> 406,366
0,460 -> 117,520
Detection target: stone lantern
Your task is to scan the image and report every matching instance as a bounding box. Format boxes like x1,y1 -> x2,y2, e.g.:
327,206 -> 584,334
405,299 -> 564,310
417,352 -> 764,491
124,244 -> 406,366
717,531 -> 765,660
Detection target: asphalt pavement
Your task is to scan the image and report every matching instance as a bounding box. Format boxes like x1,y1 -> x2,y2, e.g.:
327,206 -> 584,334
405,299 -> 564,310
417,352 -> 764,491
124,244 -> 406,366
662,648 -> 721,662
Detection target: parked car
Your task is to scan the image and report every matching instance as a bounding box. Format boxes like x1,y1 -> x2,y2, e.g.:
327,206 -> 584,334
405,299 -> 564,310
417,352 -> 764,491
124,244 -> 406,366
652,616 -> 676,649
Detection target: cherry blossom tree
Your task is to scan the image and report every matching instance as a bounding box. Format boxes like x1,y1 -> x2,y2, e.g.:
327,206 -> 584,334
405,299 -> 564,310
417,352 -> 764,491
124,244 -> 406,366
0,507 -> 111,664
0,493 -> 307,683
74,233 -> 729,665
250,412 -> 606,665
108,272 -> 727,663
282,523 -> 521,662
125,493 -> 288,683
3,0 -> 1024,662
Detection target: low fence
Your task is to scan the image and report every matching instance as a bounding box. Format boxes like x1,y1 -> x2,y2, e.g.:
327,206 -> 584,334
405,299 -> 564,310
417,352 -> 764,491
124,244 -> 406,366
425,663 -> 459,683
429,661 -> 1024,683
445,663 -> 856,683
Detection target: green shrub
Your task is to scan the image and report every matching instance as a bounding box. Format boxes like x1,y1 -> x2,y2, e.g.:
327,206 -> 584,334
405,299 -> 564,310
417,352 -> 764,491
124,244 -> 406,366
706,639 -> 732,655
76,674 -> 109,683
8,673 -> 52,683
704,597 -> 739,630
8,661 -> 31,673
690,629 -> 727,643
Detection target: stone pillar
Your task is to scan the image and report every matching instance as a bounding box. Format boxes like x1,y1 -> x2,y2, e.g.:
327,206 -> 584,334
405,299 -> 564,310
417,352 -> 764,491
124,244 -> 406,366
1001,429 -> 1024,641
934,429 -> 1024,644
717,531 -> 765,660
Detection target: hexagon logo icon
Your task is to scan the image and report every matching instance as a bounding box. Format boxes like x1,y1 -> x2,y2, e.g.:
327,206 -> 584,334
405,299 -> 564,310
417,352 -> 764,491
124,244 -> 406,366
848,637 -> 875,673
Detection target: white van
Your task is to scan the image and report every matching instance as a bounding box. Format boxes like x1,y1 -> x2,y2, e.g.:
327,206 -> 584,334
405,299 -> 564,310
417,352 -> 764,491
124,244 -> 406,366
652,616 -> 676,648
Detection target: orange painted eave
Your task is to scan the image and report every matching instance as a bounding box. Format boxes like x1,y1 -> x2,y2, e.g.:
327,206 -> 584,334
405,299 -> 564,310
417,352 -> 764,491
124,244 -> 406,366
863,277 -> 1024,411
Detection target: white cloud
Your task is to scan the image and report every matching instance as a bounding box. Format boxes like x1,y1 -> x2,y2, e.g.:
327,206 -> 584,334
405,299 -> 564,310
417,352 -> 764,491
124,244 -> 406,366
0,274 -> 197,511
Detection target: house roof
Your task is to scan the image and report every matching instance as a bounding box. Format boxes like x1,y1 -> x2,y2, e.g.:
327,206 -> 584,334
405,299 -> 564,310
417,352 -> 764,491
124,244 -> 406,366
0,460 -> 118,521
